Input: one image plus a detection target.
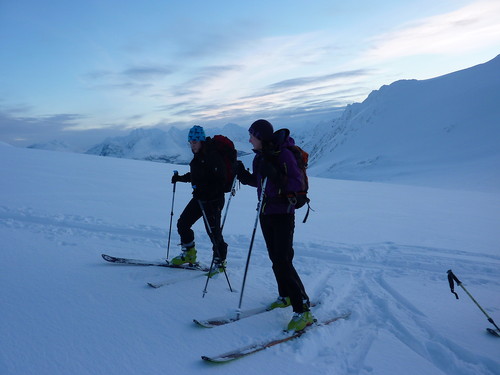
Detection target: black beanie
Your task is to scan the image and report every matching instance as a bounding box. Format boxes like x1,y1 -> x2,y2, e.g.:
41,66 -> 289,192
249,119 -> 274,141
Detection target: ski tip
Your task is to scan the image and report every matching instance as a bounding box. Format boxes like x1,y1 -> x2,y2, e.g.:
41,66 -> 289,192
486,328 -> 500,337
193,319 -> 214,328
147,282 -> 160,289
201,355 -> 232,363
342,311 -> 352,319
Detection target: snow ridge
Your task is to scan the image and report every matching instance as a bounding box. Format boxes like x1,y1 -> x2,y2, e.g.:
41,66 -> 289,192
305,55 -> 500,191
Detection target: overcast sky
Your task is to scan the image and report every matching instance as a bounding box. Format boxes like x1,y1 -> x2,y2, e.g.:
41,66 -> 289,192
1,0 -> 499,147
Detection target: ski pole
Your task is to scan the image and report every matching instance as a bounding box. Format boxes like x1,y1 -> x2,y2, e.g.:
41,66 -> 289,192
221,176 -> 238,231
237,177 -> 268,319
447,269 -> 500,332
198,200 -> 233,297
166,170 -> 178,260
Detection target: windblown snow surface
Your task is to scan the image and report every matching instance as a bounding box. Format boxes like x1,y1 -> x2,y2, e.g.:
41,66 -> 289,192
1,143 -> 499,375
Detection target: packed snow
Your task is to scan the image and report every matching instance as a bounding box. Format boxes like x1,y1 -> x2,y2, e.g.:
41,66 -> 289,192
1,142 -> 499,375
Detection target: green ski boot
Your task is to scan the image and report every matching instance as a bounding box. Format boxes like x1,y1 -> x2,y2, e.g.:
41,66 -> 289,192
287,311 -> 315,332
206,258 -> 226,278
171,246 -> 197,266
267,296 -> 291,310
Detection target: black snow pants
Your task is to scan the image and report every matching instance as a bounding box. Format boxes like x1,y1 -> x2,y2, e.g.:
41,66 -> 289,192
259,213 -> 309,313
177,196 -> 227,260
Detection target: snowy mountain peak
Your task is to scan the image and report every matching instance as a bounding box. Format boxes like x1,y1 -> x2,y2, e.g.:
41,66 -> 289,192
305,54 -> 500,191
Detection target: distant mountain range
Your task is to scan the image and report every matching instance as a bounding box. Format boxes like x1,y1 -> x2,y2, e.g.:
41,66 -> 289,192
28,55 -> 500,191
84,124 -> 252,165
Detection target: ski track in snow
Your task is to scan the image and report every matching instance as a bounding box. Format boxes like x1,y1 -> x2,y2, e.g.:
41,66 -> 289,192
347,275 -> 498,375
0,206 -> 167,249
3,205 -> 498,280
2,205 -> 499,374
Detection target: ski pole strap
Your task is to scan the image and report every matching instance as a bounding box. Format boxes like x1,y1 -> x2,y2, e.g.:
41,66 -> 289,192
302,201 -> 313,223
447,269 -> 460,299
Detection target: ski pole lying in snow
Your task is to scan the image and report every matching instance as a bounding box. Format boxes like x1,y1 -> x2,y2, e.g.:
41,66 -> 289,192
447,269 -> 500,336
166,170 -> 178,260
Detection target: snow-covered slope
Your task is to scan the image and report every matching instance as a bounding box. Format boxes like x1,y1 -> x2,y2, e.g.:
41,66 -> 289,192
305,55 -> 500,191
1,142 -> 499,375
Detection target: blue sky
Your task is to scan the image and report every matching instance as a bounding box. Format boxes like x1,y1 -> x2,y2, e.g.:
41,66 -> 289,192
1,0 -> 499,147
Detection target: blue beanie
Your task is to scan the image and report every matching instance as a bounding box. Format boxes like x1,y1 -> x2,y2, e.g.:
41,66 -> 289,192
188,125 -> 206,142
249,119 -> 273,141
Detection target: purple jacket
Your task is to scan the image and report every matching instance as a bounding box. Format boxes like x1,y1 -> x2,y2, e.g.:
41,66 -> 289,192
247,129 -> 304,215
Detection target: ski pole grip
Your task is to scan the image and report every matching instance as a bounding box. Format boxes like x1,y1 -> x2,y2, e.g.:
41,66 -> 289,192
171,170 -> 179,185
447,269 -> 460,299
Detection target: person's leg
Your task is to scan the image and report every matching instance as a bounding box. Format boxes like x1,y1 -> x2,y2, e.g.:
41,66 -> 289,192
172,198 -> 202,264
200,197 -> 228,261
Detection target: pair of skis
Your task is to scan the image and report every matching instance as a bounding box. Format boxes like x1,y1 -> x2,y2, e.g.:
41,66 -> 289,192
102,254 -> 499,362
101,253 -> 210,288
101,253 -> 209,272
194,299 -> 350,363
101,253 -> 350,362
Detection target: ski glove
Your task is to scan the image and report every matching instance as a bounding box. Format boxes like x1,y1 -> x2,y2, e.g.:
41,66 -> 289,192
172,173 -> 190,183
236,161 -> 255,186
236,161 -> 246,176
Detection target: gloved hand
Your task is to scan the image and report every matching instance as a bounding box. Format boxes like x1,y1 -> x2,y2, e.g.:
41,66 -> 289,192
171,173 -> 180,183
172,172 -> 190,183
236,161 -> 246,177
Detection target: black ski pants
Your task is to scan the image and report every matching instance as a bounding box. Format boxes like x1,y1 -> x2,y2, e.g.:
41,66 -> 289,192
259,213 -> 309,313
177,196 -> 228,260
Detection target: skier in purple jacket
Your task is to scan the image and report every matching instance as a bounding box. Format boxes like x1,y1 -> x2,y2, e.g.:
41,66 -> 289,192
237,119 -> 315,332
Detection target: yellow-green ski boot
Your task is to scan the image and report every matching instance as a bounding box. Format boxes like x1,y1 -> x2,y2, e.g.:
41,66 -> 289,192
171,246 -> 197,266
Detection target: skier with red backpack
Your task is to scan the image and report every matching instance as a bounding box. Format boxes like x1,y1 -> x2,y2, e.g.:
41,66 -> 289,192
171,125 -> 235,278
